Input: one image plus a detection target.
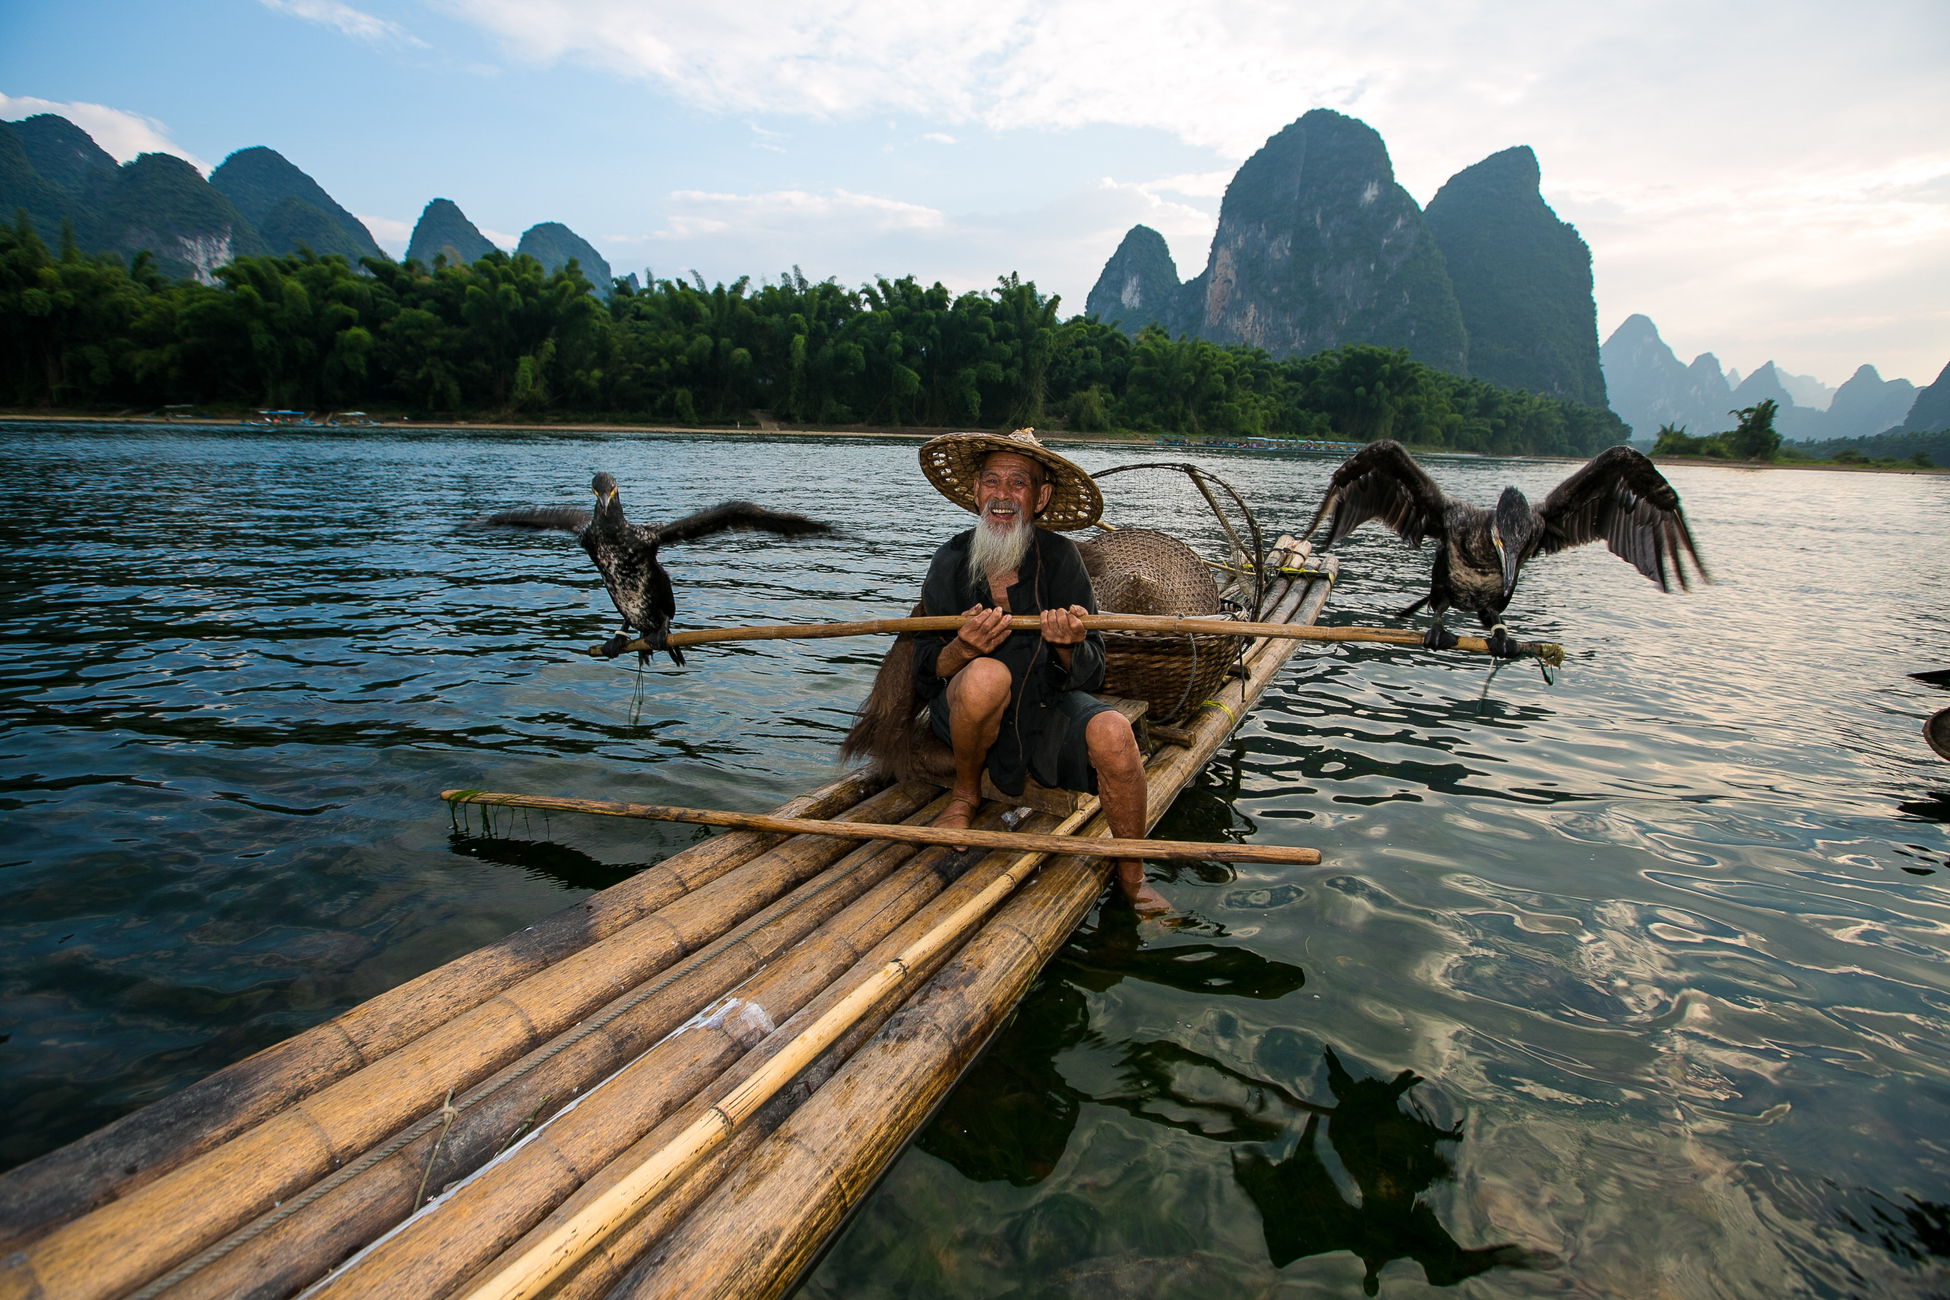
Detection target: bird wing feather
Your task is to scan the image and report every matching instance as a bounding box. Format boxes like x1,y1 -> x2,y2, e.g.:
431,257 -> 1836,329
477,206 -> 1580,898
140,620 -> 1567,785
650,501 -> 837,547
1537,446 -> 1710,592
1301,440 -> 1449,549
470,506 -> 593,536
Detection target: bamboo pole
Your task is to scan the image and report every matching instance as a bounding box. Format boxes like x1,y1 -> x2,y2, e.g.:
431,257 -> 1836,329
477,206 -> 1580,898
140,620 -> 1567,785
0,780 -> 932,1300
272,802 -> 1000,1300
458,801 -> 1100,1300
600,554 -> 1340,1300
492,810 -> 1078,1300
441,791 -> 1320,866
318,803 -> 1052,1300
589,615 -> 1562,665
0,767 -> 885,1258
152,798 -> 963,1300
609,839 -> 1115,1300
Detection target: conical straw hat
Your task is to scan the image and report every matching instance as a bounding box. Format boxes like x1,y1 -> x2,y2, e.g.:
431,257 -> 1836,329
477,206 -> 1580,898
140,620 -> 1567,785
918,428 -> 1103,530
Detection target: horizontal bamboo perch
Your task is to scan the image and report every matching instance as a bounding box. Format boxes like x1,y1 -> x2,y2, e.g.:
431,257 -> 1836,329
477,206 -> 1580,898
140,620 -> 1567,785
441,791 -> 1321,866
587,614 -> 1565,666
460,804 -> 1098,1300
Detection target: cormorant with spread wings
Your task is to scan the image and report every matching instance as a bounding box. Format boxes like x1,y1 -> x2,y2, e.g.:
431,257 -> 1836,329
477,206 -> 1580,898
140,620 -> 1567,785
474,472 -> 835,665
1302,441 -> 1708,656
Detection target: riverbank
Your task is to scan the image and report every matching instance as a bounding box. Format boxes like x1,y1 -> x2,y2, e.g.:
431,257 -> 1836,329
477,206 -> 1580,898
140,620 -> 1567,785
1648,452 -> 1946,474
4,412 -> 1941,470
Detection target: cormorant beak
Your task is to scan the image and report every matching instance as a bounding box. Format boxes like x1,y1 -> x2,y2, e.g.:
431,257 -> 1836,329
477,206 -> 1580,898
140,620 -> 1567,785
1495,533 -> 1519,598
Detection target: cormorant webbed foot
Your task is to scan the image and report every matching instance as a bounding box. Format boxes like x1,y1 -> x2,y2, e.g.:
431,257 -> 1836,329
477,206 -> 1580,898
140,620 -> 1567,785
598,633 -> 632,660
1485,624 -> 1522,659
1422,624 -> 1459,651
640,625 -> 685,668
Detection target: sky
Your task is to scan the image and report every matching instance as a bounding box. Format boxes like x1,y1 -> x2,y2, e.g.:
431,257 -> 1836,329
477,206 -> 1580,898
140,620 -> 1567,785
4,0 -> 1947,390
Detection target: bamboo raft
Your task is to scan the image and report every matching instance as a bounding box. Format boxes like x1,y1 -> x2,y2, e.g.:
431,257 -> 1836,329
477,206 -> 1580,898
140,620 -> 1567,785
0,537 -> 1338,1300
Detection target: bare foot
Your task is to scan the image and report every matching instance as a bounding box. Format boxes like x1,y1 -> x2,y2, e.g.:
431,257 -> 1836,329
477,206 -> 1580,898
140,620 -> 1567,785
932,791 -> 980,830
1115,861 -> 1173,918
1122,880 -> 1174,918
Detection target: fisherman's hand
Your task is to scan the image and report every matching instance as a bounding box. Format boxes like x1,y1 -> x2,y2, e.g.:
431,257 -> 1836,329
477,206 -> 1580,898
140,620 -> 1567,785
956,604 -> 1013,655
1040,604 -> 1088,647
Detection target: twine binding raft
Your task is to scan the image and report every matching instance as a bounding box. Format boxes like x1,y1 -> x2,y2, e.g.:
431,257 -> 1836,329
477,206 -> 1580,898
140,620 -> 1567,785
1,538 -> 1342,1300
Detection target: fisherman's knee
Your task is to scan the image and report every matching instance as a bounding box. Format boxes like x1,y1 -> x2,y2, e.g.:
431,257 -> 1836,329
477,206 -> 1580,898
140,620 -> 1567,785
947,657 -> 1011,715
1085,711 -> 1140,772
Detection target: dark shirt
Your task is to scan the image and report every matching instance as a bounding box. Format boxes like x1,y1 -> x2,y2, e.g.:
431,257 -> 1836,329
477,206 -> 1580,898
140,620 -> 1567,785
913,527 -> 1107,795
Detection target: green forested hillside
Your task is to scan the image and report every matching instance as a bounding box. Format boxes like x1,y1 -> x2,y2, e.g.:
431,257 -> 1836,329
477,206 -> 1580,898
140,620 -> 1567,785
1185,110 -> 1469,375
12,114 -> 117,195
0,215 -> 1628,456
517,222 -> 611,289
100,153 -> 267,278
406,198 -> 495,266
1084,224 -> 1182,335
0,122 -> 83,246
1786,429 -> 1950,465
209,146 -> 380,258
1425,146 -> 1607,407
256,196 -> 369,262
0,120 -> 267,282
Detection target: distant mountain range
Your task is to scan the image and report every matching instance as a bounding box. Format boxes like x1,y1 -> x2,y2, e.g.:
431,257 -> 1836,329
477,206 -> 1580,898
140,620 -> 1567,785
1083,111 -> 1950,441
1084,111 -> 1606,406
1,113 -> 265,280
1599,314 -> 1946,444
8,110 -> 1944,437
0,113 -> 614,293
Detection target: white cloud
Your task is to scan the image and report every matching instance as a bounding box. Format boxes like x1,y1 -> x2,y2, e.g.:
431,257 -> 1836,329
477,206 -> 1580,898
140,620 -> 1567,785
257,0 -> 425,46
357,213 -> 413,256
922,132 -> 956,145
432,0 -> 1950,382
607,179 -> 1216,315
1134,171 -> 1234,199
653,190 -> 946,243
0,93 -> 210,172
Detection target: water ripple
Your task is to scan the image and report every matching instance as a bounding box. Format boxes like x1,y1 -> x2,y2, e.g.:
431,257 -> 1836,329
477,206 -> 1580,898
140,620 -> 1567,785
6,426 -> 1950,1295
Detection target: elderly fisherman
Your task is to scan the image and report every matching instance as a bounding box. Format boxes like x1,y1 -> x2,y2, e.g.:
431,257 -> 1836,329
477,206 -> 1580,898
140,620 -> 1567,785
913,429 -> 1167,915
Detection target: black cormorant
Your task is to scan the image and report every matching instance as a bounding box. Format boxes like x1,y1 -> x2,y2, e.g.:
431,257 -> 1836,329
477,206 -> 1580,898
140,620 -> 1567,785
477,472 -> 835,665
1302,441 -> 1708,655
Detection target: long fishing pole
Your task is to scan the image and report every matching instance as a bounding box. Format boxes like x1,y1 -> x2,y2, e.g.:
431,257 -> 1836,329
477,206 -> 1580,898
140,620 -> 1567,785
440,791 -> 1321,865
587,614 -> 1564,666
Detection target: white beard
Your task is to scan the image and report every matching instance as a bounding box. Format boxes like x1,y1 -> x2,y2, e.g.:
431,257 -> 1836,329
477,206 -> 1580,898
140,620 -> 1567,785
967,507 -> 1034,588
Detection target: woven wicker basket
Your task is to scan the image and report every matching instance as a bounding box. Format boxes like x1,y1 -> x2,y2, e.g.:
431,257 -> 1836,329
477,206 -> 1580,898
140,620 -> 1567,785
1081,528 -> 1243,722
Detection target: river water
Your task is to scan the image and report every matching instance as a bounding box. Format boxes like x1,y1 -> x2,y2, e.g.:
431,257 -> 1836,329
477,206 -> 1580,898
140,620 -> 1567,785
2,423 -> 1946,1297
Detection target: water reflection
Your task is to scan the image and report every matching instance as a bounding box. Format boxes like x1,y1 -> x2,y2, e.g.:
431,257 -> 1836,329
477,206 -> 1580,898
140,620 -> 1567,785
1231,1048 -> 1554,1294
8,428 -> 1950,1295
1896,790 -> 1950,829
447,832 -> 648,892
1833,1182 -> 1950,1273
444,799 -> 708,891
917,907 -> 1307,1186
919,915 -> 1549,1290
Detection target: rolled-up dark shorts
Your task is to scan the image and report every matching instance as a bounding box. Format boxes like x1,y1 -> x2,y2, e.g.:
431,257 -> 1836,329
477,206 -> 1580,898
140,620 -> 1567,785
929,687 -> 1118,793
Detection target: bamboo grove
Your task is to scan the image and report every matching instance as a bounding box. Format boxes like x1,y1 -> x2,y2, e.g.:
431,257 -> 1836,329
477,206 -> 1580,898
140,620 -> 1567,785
1,214 -> 1630,455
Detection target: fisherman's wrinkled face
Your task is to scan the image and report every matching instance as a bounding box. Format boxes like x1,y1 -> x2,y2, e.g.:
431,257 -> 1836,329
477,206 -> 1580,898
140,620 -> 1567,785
975,451 -> 1051,535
